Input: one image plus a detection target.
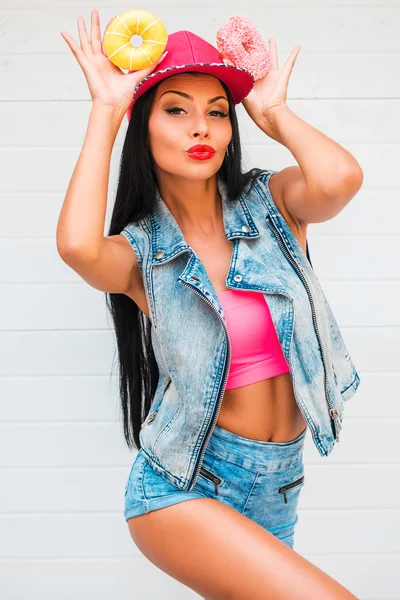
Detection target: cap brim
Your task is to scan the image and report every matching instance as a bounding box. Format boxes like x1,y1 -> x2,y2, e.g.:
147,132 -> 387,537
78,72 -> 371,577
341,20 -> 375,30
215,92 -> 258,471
126,63 -> 254,122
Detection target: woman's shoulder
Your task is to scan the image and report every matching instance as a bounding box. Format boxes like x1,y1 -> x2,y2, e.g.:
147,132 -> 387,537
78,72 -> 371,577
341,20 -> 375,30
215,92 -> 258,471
249,168 -> 308,252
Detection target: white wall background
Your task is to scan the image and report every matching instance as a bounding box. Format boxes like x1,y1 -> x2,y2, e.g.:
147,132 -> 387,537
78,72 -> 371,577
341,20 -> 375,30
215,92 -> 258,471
1,0 -> 399,598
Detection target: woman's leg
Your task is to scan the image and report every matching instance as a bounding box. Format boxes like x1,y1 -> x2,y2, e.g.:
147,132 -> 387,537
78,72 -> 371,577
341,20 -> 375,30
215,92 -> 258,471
127,496 -> 359,600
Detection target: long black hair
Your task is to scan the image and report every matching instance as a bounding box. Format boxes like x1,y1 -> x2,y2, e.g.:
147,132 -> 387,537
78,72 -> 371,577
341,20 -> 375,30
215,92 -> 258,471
105,72 -> 264,451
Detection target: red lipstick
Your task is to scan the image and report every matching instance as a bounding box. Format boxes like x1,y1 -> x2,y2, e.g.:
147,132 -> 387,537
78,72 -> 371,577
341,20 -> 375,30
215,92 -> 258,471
186,144 -> 216,161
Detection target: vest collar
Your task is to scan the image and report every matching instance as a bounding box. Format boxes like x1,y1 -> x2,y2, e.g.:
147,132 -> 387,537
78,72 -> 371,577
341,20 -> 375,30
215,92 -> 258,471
150,175 -> 260,265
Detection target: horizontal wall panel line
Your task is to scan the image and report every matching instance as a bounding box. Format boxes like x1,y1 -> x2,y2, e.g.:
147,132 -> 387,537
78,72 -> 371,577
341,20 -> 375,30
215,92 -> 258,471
1,508 -> 399,516
0,417 -> 397,425
3,140 -> 400,148
2,189 -> 398,195
2,95 -> 400,102
4,235 -> 400,241
0,370 -> 392,378
2,463 -> 400,470
4,186 -> 399,192
0,552 -> 399,560
0,554 -> 397,564
2,279 -> 400,286
0,326 -> 390,333
0,375 -> 115,379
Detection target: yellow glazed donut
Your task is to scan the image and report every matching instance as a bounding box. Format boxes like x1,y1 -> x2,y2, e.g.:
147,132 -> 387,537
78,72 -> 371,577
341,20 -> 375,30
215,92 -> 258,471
103,9 -> 168,71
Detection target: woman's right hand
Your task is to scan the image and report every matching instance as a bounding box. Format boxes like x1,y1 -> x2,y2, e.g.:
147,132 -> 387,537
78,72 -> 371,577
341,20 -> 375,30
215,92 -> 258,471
60,8 -> 168,113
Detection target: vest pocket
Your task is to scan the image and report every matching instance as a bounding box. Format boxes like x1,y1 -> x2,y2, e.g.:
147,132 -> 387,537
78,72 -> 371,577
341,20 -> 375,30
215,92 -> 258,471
152,379 -> 180,455
277,475 -> 305,504
140,411 -> 157,429
152,404 -> 181,455
140,377 -> 172,430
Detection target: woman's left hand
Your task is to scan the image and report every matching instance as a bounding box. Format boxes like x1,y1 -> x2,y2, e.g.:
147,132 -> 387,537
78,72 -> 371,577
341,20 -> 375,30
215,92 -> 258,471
224,38 -> 300,124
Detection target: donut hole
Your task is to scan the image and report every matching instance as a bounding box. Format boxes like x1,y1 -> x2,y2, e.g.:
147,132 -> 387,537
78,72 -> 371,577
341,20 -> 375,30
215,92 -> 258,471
130,34 -> 143,48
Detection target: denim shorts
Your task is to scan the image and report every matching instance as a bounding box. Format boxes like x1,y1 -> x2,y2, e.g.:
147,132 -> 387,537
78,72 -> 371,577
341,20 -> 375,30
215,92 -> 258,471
124,424 -> 307,549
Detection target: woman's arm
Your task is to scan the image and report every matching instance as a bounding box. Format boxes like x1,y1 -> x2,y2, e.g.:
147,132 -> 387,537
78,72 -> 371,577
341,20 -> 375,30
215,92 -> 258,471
258,105 -> 364,225
56,10 -> 167,295
56,103 -> 139,294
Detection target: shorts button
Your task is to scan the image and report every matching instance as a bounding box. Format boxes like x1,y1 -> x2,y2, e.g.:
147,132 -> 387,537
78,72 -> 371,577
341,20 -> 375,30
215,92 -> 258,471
241,225 -> 251,232
234,274 -> 242,282
155,250 -> 164,259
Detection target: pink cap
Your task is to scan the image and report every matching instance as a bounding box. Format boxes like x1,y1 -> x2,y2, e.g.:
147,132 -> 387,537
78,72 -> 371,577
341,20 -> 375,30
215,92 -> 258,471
126,30 -> 255,122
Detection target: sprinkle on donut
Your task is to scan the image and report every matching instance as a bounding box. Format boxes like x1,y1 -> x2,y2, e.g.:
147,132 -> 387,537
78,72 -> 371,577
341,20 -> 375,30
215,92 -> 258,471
216,16 -> 271,80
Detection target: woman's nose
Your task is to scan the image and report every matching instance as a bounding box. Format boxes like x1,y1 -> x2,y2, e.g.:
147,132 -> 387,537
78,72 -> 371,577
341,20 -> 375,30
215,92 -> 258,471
190,118 -> 210,137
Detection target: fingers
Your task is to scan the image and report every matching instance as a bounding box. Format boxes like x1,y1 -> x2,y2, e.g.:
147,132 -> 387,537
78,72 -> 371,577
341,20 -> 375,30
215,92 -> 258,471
128,51 -> 168,88
60,28 -> 88,68
282,44 -> 300,78
77,15 -> 94,57
148,50 -> 168,69
60,10 -> 108,67
268,37 -> 278,70
145,50 -> 168,73
90,8 -> 102,54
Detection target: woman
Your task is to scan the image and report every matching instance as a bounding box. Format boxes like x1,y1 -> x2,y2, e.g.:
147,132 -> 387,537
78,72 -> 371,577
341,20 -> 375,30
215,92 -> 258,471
58,9 -> 363,599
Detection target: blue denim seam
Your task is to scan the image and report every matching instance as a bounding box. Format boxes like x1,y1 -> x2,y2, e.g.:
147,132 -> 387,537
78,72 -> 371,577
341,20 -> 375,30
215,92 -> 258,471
341,372 -> 359,395
205,449 -> 304,474
241,471 -> 260,514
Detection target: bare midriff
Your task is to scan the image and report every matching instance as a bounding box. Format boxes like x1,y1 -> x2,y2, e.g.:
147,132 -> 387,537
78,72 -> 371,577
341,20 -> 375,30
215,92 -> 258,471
216,372 -> 307,443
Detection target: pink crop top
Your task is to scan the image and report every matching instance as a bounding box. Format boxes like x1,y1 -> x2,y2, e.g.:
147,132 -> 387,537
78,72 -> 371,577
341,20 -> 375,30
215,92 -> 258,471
216,289 -> 290,390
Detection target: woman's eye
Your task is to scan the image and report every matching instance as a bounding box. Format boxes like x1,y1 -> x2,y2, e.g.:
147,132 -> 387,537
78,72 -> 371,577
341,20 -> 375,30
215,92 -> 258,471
165,107 -> 228,117
165,107 -> 185,115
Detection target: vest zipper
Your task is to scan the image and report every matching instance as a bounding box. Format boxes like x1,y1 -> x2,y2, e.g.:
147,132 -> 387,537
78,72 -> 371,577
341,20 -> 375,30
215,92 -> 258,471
180,279 -> 314,490
278,475 -> 304,503
265,216 -> 342,442
179,280 -> 232,492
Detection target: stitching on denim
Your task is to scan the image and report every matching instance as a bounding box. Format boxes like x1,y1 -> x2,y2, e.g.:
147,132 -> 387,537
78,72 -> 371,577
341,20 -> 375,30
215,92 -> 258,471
341,372 -> 359,395
205,448 -> 304,474
152,404 -> 181,456
138,452 -> 148,501
120,228 -> 143,273
139,446 -> 186,486
198,456 -> 226,487
242,471 -> 260,515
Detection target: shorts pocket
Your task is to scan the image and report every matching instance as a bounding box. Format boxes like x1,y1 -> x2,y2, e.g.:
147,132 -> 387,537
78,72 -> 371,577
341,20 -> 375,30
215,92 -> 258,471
141,460 -> 181,500
124,450 -> 147,503
195,453 -> 227,497
199,464 -> 225,495
277,474 -> 305,504
241,460 -> 305,538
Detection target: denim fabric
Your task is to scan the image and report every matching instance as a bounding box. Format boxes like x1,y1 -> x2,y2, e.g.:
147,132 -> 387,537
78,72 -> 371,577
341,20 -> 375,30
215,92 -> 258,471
121,170 -> 361,492
125,424 -> 307,550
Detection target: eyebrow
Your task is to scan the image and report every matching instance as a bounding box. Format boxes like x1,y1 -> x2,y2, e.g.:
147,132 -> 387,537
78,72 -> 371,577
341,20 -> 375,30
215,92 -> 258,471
159,90 -> 228,104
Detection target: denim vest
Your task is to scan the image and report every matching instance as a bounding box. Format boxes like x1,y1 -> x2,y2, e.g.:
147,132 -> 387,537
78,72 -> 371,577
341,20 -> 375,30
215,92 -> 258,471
121,170 -> 361,492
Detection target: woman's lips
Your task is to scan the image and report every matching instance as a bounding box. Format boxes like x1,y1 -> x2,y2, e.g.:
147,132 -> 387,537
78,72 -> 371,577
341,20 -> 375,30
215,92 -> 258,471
186,144 -> 216,160
186,150 -> 216,160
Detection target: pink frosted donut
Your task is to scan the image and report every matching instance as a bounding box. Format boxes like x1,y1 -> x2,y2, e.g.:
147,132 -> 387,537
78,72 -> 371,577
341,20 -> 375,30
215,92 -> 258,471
216,16 -> 271,80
